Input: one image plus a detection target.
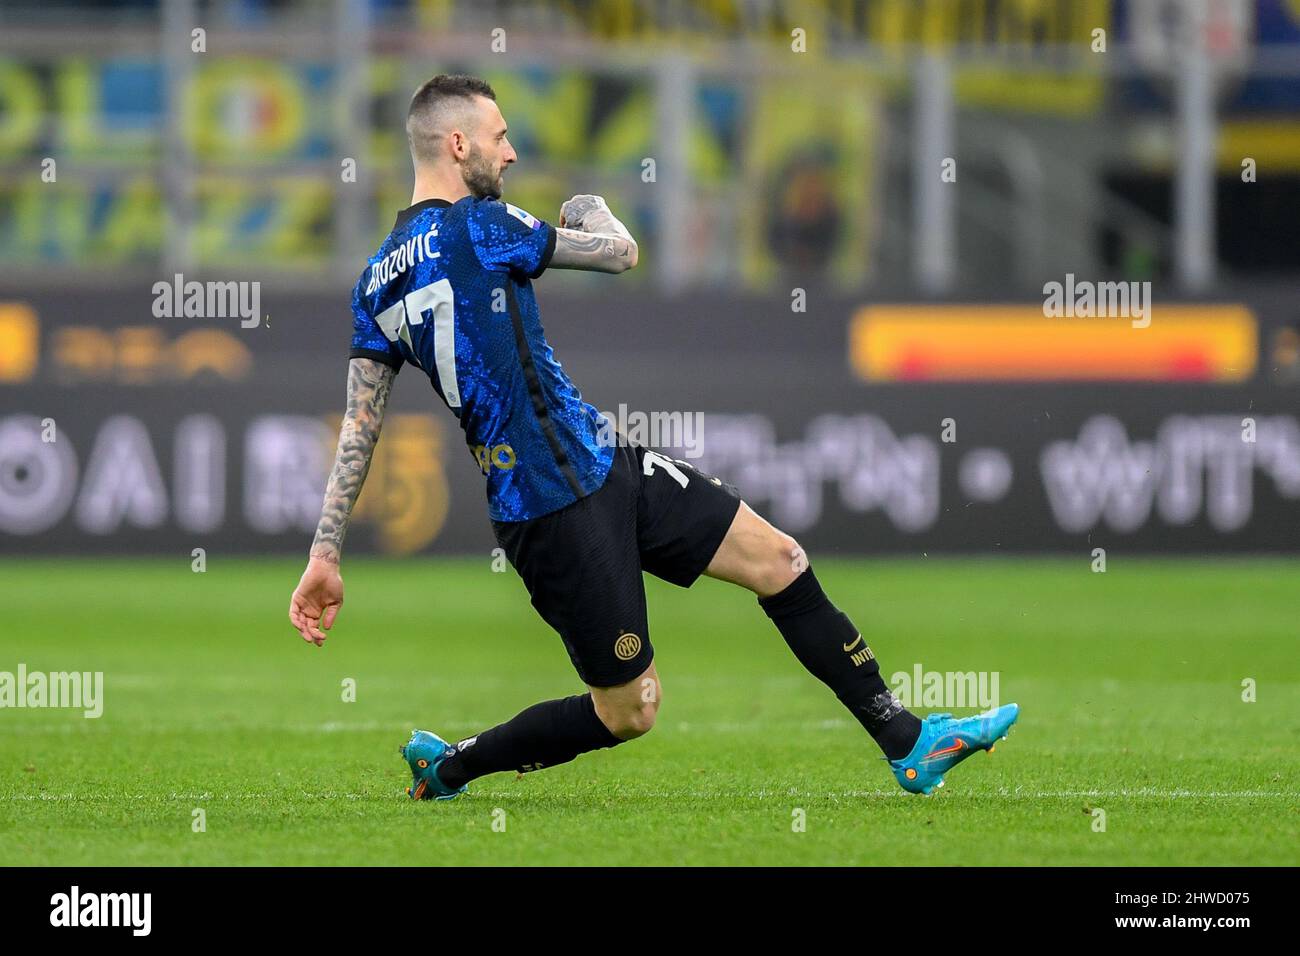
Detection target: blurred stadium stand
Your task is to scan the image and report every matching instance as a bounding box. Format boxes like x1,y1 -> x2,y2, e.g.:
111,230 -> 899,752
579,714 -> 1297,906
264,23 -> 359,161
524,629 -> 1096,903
2,0 -> 1298,292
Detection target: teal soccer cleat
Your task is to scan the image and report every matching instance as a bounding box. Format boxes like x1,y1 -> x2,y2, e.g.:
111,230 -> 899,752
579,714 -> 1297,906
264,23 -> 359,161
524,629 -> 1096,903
888,703 -> 1020,795
400,729 -> 468,801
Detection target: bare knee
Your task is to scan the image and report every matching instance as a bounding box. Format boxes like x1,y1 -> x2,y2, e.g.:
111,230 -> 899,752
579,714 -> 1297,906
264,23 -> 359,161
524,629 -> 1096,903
608,700 -> 658,739
597,696 -> 659,740
757,530 -> 805,597
593,670 -> 662,740
705,503 -> 808,598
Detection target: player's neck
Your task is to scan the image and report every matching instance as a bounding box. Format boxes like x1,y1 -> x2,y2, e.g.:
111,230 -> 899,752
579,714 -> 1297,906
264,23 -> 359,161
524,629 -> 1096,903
411,168 -> 469,207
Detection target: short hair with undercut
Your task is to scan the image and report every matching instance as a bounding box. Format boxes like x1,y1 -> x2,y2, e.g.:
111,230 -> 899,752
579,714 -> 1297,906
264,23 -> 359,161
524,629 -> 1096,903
406,74 -> 497,164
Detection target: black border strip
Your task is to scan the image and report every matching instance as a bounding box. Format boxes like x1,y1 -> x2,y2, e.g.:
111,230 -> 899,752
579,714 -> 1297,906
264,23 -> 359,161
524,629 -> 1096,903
4,867 -> 1277,939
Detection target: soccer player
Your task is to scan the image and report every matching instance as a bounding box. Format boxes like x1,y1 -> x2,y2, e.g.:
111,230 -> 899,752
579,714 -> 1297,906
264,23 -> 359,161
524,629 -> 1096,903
288,74 -> 1017,799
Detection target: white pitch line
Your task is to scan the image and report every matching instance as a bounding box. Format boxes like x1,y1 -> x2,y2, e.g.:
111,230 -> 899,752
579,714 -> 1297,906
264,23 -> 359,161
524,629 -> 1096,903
2,788 -> 1294,803
999,789 -> 1297,799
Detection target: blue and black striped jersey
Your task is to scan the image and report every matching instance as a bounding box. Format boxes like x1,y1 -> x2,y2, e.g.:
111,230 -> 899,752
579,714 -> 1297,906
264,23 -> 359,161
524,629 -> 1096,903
350,196 -> 614,521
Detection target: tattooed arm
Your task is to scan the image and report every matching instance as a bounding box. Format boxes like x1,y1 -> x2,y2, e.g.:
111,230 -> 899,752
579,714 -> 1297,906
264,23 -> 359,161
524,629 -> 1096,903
549,194 -> 640,274
309,357 -> 394,563
288,357 -> 395,646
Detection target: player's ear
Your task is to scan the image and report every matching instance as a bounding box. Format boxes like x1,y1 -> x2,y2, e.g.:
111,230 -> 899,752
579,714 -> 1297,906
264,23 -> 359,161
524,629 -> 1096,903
447,129 -> 465,160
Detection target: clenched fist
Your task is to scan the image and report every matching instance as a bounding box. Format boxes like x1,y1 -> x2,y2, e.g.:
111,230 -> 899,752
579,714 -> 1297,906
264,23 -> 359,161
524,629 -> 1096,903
559,194 -> 610,232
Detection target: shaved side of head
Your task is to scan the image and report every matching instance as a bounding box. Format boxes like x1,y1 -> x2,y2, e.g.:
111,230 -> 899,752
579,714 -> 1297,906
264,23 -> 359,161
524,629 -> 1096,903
407,74 -> 497,166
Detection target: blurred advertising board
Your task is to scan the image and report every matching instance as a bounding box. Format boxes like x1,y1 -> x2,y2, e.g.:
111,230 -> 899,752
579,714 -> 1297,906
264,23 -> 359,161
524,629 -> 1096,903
3,284 -> 1298,555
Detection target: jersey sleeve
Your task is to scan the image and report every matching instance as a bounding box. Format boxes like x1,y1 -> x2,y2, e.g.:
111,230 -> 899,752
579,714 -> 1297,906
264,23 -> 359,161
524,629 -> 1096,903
348,280 -> 404,371
467,199 -> 557,279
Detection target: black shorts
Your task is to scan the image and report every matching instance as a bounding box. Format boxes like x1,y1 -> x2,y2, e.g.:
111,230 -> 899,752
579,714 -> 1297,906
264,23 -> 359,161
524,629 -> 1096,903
491,443 -> 743,687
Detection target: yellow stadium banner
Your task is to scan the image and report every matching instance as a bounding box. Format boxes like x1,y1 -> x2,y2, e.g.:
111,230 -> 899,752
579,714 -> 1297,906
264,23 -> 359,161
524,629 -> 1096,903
851,304 -> 1258,383
0,304 -> 38,383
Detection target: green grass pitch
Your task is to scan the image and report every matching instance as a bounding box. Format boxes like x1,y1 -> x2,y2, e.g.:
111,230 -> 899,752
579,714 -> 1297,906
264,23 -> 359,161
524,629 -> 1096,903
1,557 -> 1296,866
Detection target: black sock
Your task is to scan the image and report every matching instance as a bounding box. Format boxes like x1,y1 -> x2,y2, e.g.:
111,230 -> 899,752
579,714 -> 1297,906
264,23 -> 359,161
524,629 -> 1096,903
759,568 -> 921,761
435,693 -> 624,789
